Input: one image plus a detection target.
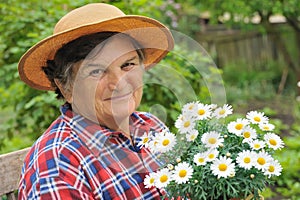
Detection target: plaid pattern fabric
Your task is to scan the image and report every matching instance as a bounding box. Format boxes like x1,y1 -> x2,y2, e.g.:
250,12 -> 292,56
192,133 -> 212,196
18,104 -> 167,200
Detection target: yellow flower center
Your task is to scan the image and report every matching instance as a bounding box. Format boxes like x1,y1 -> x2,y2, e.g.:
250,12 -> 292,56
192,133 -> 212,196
160,175 -> 168,183
243,131 -> 251,138
162,139 -> 170,146
179,169 -> 187,178
244,157 -> 251,163
254,116 -> 261,122
218,163 -> 228,171
269,139 -> 277,146
150,177 -> 155,184
208,154 -> 215,159
190,135 -> 196,140
198,109 -> 205,116
268,165 -> 275,172
219,109 -> 226,115
183,121 -> 190,128
254,144 -> 261,149
257,157 -> 266,165
188,105 -> 194,110
235,123 -> 243,130
263,126 -> 269,130
208,138 -> 217,144
198,158 -> 205,163
143,138 -> 149,143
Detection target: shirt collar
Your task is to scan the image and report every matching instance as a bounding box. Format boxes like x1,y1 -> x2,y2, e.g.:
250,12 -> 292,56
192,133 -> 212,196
60,104 -> 152,155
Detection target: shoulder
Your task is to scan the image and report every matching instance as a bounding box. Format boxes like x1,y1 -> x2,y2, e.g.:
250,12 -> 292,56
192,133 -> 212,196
21,116 -> 89,179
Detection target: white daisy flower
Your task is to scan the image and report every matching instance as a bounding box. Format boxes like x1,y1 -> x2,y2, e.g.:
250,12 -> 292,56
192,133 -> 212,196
144,172 -> 156,188
182,101 -> 198,115
201,131 -> 224,149
186,129 -> 199,142
236,150 -> 255,170
147,133 -> 160,153
172,162 -> 194,184
264,132 -> 284,150
246,111 -> 268,124
209,104 -> 218,110
264,159 -> 283,178
249,139 -> 266,150
193,152 -> 208,166
154,130 -> 176,153
175,114 -> 184,129
137,132 -> 150,148
194,102 -> 212,120
259,123 -> 275,131
154,168 -> 172,188
213,104 -> 233,119
210,156 -> 235,179
205,148 -> 219,162
253,151 -> 273,171
241,126 -> 257,143
227,118 -> 249,136
177,115 -> 196,134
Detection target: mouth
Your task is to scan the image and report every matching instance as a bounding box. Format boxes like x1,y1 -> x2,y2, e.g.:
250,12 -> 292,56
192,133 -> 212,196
104,92 -> 132,101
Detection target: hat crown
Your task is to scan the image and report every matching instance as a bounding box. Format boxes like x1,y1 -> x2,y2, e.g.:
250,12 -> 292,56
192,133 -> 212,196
54,3 -> 125,34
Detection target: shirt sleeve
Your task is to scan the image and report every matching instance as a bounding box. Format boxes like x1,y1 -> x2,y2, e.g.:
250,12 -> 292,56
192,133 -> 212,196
19,176 -> 96,200
18,140 -> 98,200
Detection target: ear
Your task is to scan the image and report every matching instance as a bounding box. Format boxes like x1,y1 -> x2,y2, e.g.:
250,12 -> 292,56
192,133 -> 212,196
54,79 -> 73,103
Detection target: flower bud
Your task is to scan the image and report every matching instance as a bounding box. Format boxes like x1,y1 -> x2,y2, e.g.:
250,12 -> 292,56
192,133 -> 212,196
194,180 -> 198,183
226,152 -> 231,157
167,164 -> 174,170
176,158 -> 181,163
250,174 -> 255,179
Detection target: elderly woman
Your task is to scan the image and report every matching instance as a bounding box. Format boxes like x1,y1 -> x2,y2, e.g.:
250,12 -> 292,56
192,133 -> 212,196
18,3 -> 173,200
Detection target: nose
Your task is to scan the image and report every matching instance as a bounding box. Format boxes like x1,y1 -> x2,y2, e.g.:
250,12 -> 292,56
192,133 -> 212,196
107,70 -> 125,91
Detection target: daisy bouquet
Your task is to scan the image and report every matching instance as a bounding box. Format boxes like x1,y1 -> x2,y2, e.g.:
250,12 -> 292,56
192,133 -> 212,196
142,101 -> 284,200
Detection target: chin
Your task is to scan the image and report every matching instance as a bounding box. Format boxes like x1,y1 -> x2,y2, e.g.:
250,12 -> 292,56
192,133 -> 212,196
113,102 -> 137,119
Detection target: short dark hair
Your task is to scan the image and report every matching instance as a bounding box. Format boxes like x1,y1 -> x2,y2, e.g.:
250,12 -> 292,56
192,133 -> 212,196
42,32 -> 145,99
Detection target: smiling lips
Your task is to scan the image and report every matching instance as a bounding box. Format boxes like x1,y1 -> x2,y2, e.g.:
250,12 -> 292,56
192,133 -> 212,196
104,91 -> 132,101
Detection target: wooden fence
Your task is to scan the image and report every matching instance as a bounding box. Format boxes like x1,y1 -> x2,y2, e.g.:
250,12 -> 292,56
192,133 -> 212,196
195,23 -> 292,69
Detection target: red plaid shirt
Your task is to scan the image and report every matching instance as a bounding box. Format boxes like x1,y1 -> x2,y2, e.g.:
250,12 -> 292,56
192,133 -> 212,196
18,104 -> 167,200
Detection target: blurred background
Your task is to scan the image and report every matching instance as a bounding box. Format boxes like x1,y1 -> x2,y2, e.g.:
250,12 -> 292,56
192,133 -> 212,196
0,0 -> 299,199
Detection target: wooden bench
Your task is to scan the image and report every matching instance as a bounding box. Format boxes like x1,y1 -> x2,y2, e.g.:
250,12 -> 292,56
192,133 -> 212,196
0,148 -> 30,200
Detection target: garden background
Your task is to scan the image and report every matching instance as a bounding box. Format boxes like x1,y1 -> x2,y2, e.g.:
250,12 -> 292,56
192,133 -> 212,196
0,0 -> 299,199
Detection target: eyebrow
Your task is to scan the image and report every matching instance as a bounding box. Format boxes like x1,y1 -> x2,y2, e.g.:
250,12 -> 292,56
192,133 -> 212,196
123,55 -> 139,63
85,55 -> 139,67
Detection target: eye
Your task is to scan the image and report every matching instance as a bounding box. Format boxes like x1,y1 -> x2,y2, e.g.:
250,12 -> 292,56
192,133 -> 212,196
121,62 -> 137,70
89,68 -> 105,77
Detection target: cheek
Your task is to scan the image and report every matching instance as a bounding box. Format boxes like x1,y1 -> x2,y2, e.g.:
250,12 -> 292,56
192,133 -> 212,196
129,69 -> 144,89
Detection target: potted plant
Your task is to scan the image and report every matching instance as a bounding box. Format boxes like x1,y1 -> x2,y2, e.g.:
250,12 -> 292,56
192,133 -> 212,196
141,101 -> 284,199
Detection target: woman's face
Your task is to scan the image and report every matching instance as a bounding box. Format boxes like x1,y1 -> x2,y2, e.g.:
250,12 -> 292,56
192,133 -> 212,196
67,35 -> 144,128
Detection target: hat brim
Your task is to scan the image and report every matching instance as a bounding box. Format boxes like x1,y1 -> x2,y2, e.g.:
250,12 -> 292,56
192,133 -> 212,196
18,15 -> 174,91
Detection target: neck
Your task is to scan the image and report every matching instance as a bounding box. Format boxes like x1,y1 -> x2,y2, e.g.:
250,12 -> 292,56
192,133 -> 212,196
99,116 -> 131,138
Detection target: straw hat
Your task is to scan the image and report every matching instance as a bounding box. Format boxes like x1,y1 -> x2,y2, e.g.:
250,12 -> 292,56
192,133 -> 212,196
18,3 -> 174,91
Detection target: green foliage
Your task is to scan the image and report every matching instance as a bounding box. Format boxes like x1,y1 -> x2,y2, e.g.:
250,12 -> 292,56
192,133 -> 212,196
0,1 -> 92,152
270,135 -> 300,199
222,61 -> 284,104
